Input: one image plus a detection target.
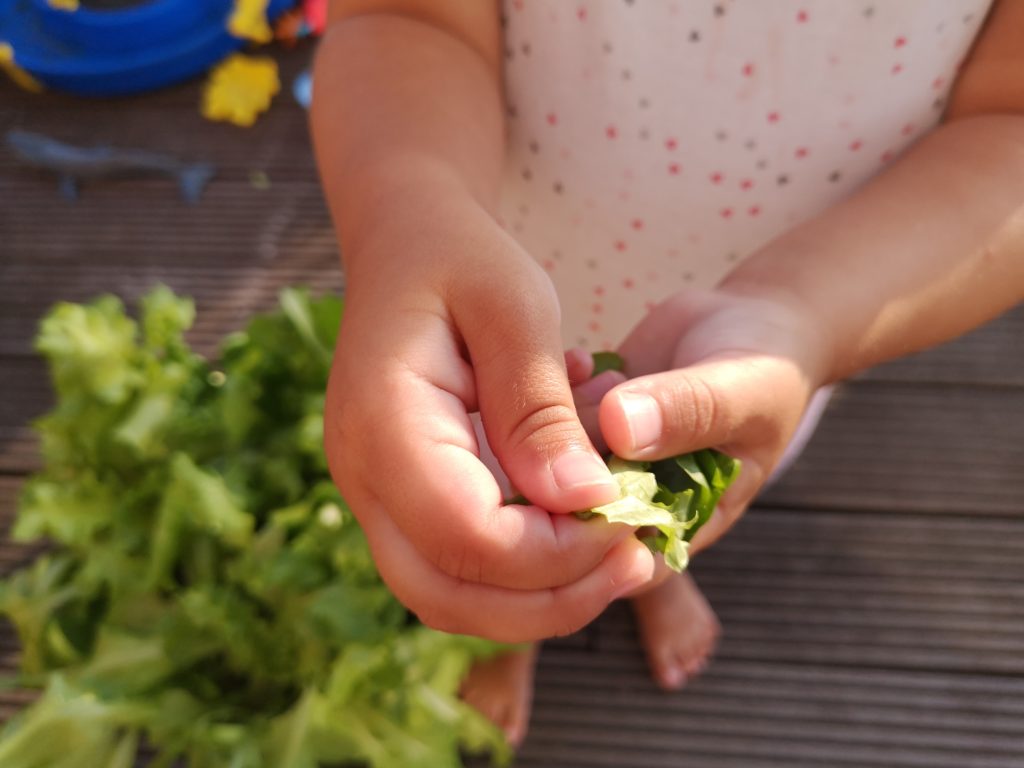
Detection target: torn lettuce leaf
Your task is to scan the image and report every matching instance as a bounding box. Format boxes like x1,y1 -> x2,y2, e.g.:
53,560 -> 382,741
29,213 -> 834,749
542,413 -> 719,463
583,451 -> 740,573
576,352 -> 741,573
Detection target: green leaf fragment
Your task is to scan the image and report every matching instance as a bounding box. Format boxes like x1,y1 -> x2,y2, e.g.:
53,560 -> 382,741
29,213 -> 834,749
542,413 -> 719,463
580,449 -> 741,573
590,350 -> 625,375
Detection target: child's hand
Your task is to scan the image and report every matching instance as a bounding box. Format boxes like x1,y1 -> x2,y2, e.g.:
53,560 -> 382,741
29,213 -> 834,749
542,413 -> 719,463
324,207 -> 654,643
599,289 -> 830,553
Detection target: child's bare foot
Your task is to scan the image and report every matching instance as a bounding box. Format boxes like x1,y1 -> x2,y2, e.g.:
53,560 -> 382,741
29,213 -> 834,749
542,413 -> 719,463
460,643 -> 540,748
631,571 -> 720,690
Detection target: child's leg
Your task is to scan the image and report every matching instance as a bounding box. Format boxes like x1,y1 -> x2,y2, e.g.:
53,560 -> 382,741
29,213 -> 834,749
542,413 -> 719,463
630,570 -> 720,690
461,642 -> 541,748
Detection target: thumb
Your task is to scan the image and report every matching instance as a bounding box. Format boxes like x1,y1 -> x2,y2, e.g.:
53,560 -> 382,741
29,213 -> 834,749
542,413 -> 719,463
599,352 -> 810,489
454,279 -> 620,514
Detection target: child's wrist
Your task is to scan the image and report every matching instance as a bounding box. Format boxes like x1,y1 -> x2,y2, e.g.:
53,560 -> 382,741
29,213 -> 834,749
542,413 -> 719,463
715,277 -> 837,389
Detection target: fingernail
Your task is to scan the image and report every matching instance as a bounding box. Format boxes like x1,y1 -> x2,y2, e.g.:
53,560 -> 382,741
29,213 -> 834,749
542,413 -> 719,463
618,391 -> 662,451
612,570 -> 651,600
552,450 -> 614,492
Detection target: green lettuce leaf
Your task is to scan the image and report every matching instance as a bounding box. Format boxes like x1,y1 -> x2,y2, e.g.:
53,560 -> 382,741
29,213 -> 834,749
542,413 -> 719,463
0,288 -> 510,768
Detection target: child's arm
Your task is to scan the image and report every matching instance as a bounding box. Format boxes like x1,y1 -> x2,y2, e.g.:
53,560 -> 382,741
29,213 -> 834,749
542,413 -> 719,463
312,2 -> 650,643
598,0 -> 1024,548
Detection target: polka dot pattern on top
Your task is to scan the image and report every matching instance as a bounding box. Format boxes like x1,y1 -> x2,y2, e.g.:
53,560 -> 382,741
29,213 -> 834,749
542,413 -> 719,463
497,0 -> 991,349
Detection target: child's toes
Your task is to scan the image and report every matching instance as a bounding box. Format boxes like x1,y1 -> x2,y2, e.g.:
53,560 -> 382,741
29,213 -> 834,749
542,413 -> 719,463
632,571 -> 720,690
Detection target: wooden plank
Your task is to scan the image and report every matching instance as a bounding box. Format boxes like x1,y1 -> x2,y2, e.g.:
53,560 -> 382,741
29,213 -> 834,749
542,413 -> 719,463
760,383 -> 1024,515
0,261 -> 344,357
860,305 -> 1024,387
0,46 -> 317,173
516,638 -> 1024,768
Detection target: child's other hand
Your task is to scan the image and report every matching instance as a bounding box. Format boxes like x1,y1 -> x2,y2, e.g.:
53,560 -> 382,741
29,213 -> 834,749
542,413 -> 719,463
324,207 -> 653,643
599,289 -> 830,553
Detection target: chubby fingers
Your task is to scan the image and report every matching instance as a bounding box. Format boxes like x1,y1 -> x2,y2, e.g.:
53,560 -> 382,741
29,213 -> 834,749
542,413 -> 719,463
356,487 -> 656,642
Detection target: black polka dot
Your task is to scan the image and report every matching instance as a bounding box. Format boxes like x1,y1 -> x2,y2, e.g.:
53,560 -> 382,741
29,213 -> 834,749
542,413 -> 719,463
622,68 -> 632,81
744,139 -> 757,150
602,41 -> 614,54
863,6 -> 875,18
520,43 -> 531,56
933,97 -> 946,111
690,29 -> 701,42
528,139 -> 540,153
756,159 -> 768,170
518,204 -> 529,216
585,258 -> 599,269
553,181 -> 564,194
714,4 -> 726,17
521,167 -> 532,181
683,271 -> 694,281
639,128 -> 650,140
508,105 -> 518,119
828,170 -> 842,183
777,174 -> 789,185
715,130 -> 729,142
639,97 -> 650,109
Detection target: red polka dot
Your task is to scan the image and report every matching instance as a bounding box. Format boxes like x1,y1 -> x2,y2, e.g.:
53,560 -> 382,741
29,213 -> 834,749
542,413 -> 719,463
740,178 -> 754,190
543,259 -> 555,271
748,205 -> 761,217
795,146 -> 809,159
631,218 -> 644,230
614,239 -> 627,252
901,122 -> 915,136
588,320 -> 601,333
512,0 -> 523,9
668,162 -> 682,175
849,139 -> 863,151
546,112 -> 558,126
880,150 -> 894,164
892,63 -> 904,75
767,111 -> 781,124
894,36 -> 907,48
796,9 -> 808,22
932,76 -> 946,90
594,285 -> 605,296
645,269 -> 659,281
720,208 -> 734,219
742,62 -> 755,77
606,125 -> 618,139
665,137 -> 678,150
622,277 -> 635,289
592,302 -> 603,314
577,6 -> 587,21
644,300 -> 657,311
710,171 -> 724,184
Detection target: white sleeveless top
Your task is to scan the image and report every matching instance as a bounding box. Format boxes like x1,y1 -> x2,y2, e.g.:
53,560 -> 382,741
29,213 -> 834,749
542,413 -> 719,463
498,0 -> 992,349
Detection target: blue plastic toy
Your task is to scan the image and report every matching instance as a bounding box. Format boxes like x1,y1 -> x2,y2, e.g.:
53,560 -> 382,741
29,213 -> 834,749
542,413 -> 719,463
0,0 -> 293,96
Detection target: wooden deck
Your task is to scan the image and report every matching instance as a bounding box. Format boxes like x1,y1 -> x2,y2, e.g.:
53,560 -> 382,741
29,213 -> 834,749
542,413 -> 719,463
2,47 -> 1023,768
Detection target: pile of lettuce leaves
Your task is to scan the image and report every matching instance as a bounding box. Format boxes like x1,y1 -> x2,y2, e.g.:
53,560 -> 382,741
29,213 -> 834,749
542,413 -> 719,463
0,287 -> 510,768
